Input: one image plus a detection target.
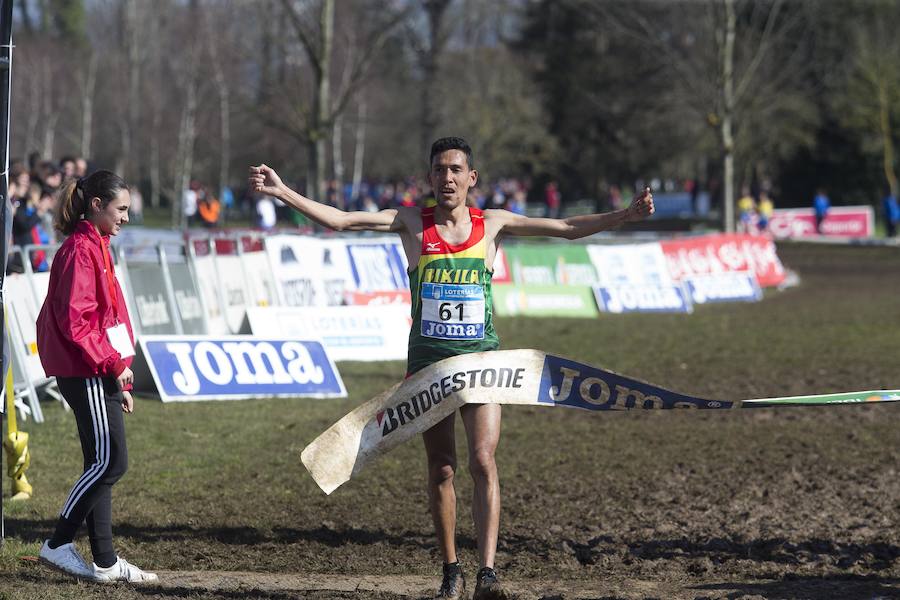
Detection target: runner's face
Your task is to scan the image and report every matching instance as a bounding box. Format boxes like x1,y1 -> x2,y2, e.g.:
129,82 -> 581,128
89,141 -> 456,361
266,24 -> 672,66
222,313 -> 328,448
429,150 -> 477,210
91,189 -> 131,236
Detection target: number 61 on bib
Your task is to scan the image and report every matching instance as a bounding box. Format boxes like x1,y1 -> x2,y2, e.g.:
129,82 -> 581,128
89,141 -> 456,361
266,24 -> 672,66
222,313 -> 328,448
420,283 -> 485,340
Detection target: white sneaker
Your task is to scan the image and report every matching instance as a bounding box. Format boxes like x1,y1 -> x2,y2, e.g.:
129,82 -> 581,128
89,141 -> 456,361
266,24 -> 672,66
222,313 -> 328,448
92,556 -> 158,583
38,540 -> 96,580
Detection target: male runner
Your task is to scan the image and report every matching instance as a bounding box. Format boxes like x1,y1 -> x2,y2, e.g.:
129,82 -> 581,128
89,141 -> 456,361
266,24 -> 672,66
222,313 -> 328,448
250,137 -> 654,599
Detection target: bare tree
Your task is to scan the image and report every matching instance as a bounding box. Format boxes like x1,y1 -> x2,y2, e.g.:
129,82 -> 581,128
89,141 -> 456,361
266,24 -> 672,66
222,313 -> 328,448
591,0 -> 814,231
838,7 -> 900,195
273,0 -> 412,200
202,0 -> 233,203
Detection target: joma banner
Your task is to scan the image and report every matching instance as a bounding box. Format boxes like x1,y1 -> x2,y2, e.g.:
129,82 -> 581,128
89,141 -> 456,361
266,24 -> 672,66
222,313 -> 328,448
136,336 -> 346,402
300,349 -> 899,494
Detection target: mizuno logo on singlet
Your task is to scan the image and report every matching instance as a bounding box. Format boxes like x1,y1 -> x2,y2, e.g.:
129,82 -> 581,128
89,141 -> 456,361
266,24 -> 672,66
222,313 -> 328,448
422,268 -> 480,284
425,242 -> 442,252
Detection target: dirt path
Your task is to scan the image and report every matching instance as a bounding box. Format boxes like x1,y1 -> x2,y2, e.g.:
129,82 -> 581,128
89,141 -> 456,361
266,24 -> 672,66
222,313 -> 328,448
150,570 -> 900,599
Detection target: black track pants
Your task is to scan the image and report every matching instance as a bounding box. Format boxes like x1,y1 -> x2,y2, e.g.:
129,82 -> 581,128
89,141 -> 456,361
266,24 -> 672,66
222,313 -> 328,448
51,377 -> 128,566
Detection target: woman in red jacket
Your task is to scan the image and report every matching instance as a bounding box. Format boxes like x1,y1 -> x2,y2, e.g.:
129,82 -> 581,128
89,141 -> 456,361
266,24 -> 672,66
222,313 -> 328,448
35,170 -> 156,583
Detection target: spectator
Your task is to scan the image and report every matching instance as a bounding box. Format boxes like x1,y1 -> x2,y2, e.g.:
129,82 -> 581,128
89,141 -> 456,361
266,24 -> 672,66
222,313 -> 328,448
507,189 -> 526,215
197,186 -> 221,228
544,180 -> 560,218
128,185 -> 144,225
35,160 -> 63,192
813,187 -> 830,234
59,156 -> 77,180
757,190 -> 774,235
74,157 -> 88,178
11,186 -> 53,272
255,192 -> 277,230
737,185 -> 756,234
220,185 -> 234,220
883,187 -> 899,238
182,180 -> 199,228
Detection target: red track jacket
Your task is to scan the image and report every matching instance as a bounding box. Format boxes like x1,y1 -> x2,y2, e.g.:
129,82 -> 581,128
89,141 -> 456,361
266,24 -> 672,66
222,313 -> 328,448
36,220 -> 134,386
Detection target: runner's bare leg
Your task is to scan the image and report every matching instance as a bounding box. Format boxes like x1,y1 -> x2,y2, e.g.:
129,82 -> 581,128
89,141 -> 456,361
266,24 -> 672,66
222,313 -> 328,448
461,403 -> 501,569
423,413 -> 458,564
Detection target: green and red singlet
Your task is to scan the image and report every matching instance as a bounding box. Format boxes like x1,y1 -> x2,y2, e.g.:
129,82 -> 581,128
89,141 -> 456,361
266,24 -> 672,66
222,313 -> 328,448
407,207 -> 499,375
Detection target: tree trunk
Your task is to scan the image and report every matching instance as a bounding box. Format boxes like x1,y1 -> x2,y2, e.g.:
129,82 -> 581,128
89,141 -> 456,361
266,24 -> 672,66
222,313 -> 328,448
40,58 -> 57,158
351,97 -> 367,203
721,0 -> 736,233
332,113 -> 344,209
878,81 -> 898,195
80,52 -> 97,159
311,0 -> 334,202
173,78 -> 197,229
150,108 -> 161,209
420,0 -> 450,154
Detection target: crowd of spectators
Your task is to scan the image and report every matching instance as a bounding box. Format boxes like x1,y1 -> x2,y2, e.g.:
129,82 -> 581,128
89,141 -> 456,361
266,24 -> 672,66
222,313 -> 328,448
7,153 -> 91,273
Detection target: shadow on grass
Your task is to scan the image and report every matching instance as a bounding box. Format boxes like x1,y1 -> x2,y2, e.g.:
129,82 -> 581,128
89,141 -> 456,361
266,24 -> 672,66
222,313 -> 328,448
507,532 -> 899,571
691,574 -> 900,600
6,518 -> 477,553
134,586 -> 402,600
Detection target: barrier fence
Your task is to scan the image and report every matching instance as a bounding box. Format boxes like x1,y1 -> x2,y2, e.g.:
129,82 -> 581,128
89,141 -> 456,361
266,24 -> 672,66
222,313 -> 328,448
5,231 -> 788,420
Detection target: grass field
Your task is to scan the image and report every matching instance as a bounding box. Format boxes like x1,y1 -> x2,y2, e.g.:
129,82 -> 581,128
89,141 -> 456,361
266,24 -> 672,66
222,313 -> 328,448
1,242 -> 899,599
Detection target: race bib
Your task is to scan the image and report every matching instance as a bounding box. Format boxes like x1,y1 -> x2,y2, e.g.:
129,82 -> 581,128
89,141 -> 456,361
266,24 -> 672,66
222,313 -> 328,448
421,283 -> 485,340
106,323 -> 135,359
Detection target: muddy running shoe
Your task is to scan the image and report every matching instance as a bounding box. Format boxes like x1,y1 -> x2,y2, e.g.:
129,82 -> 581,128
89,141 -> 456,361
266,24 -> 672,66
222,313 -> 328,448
435,561 -> 466,599
473,566 -> 511,600
38,540 -> 96,580
92,557 -> 158,583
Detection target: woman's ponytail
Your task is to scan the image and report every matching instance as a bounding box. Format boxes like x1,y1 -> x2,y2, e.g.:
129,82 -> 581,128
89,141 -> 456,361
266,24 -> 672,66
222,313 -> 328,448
54,178 -> 86,236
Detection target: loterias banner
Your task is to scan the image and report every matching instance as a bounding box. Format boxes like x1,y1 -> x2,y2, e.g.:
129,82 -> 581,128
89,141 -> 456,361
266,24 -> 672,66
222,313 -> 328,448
301,349 -> 899,494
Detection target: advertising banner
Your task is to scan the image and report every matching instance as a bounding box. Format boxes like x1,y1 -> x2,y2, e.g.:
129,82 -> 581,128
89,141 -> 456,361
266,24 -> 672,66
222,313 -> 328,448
240,250 -> 278,308
588,243 -> 692,313
504,244 -> 598,286
5,274 -> 46,385
190,253 -> 229,335
215,253 -> 250,333
768,206 -> 874,239
593,285 -> 692,314
245,305 -> 410,362
136,336 -> 345,402
490,246 -> 512,284
660,234 -> 786,287
266,236 -> 343,306
493,285 -> 598,318
344,239 -> 410,291
346,290 -> 411,306
167,262 -> 207,334
119,262 -> 178,335
684,272 -> 762,304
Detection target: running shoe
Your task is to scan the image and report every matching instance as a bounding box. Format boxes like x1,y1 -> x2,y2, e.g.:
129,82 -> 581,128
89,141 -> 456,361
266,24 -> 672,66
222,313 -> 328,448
92,556 -> 158,583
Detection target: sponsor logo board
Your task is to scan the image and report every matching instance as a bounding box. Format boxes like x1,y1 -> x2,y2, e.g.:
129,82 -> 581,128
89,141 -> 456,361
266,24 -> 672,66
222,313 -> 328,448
769,206 -> 874,239
660,234 -> 785,287
594,284 -> 692,313
245,305 -> 410,361
493,285 -> 599,318
685,272 -> 762,304
137,336 -> 345,402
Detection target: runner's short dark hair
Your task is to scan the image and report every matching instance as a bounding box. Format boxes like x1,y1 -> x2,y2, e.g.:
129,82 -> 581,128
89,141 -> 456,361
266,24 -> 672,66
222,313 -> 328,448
430,137 -> 474,170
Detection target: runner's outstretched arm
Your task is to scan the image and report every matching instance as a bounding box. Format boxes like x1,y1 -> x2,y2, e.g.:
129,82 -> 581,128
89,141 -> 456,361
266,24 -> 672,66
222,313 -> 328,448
249,164 -> 405,233
490,187 -> 654,239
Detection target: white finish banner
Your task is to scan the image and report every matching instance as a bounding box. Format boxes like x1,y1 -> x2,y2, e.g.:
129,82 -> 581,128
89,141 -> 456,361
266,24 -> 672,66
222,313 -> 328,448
301,350 -> 900,495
